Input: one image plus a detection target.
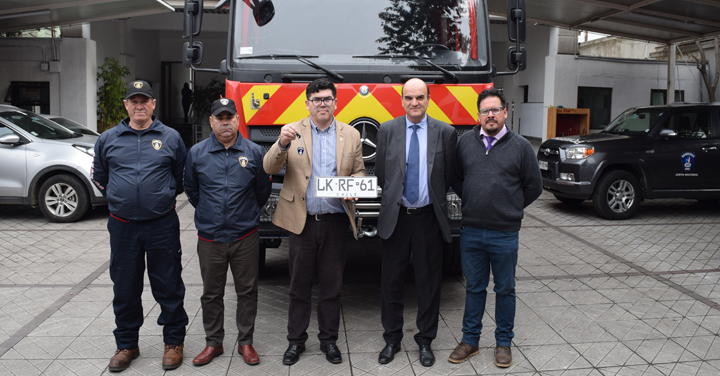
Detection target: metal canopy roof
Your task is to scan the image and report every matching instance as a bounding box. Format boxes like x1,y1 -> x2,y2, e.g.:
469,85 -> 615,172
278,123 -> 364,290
0,0 -> 718,44
488,0 -> 720,44
0,0 -> 174,33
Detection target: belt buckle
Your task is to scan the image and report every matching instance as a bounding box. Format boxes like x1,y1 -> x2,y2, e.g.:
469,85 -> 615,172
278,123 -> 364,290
314,213 -> 321,221
406,207 -> 414,215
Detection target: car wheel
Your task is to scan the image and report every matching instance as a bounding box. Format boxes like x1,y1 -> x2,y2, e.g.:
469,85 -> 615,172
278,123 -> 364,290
38,174 -> 89,223
554,194 -> 585,205
592,170 -> 640,220
442,237 -> 462,276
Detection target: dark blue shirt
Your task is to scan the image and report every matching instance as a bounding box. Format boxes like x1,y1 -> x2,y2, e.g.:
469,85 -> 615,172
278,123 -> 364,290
184,132 -> 272,243
91,116 -> 186,221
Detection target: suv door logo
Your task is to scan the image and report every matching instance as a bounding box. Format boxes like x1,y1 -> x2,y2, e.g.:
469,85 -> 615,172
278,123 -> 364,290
681,152 -> 695,171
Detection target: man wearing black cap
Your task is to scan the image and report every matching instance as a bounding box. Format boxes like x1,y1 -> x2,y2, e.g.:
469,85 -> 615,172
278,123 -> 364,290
184,98 -> 271,367
92,80 -> 189,372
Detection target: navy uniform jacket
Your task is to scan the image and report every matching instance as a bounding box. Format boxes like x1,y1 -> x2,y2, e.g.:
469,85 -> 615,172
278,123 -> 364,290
91,116 -> 186,221
184,132 -> 272,243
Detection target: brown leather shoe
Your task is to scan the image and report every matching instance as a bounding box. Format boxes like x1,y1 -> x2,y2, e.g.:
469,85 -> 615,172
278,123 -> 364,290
239,344 -> 260,365
162,343 -> 184,370
108,348 -> 139,372
495,346 -> 512,368
448,342 -> 479,364
192,346 -> 223,366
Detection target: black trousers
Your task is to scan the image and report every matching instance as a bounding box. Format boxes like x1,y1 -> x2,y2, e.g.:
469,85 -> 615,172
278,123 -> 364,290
108,211 -> 188,349
381,208 -> 443,347
287,217 -> 348,346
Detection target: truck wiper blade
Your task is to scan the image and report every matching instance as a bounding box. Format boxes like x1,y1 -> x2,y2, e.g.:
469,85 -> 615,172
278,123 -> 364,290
236,54 -> 319,60
294,56 -> 344,82
353,54 -> 426,59
237,54 -> 344,82
353,54 -> 460,83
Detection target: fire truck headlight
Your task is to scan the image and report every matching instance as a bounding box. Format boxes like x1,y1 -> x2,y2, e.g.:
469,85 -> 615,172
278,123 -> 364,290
447,193 -> 462,221
260,193 -> 279,222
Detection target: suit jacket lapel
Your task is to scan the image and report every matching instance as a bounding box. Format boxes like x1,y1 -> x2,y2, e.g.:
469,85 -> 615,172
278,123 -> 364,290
300,117 -> 312,163
335,120 -> 346,172
426,117 -> 438,181
399,116 -> 407,181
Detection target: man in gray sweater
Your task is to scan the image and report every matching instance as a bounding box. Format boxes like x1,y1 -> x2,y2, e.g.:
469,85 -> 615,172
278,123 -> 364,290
448,88 -> 542,368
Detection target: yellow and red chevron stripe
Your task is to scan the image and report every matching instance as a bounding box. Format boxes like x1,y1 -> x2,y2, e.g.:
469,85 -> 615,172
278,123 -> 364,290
226,80 -> 492,138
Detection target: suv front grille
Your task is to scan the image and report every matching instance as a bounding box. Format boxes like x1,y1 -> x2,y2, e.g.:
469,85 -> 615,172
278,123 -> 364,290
539,147 -> 560,160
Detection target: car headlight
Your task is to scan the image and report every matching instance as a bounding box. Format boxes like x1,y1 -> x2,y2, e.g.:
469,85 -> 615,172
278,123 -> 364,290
73,144 -> 95,157
563,146 -> 594,159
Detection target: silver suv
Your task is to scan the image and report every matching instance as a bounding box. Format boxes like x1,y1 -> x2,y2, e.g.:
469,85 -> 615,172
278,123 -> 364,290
0,105 -> 106,222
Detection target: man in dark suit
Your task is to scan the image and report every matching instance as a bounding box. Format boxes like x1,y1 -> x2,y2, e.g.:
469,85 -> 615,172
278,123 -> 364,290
375,78 -> 457,367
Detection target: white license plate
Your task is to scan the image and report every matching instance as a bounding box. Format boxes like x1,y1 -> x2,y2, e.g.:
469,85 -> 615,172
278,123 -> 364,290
315,176 -> 378,198
538,160 -> 548,170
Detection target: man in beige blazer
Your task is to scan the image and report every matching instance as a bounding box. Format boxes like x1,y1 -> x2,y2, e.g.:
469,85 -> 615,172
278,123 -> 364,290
263,78 -> 365,366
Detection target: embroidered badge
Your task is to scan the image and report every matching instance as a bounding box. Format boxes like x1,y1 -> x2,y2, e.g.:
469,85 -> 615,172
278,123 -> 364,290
152,139 -> 162,150
239,156 -> 249,167
220,98 -> 229,105
681,152 -> 695,171
133,81 -> 143,89
297,147 -> 304,156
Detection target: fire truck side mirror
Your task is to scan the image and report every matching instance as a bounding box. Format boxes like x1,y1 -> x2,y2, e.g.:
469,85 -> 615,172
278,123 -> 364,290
253,0 -> 275,27
507,0 -> 526,43
507,46 -> 527,71
183,0 -> 204,38
183,42 -> 204,67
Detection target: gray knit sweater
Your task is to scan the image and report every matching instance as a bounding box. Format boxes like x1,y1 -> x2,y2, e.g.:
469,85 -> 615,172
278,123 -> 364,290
454,126 -> 542,232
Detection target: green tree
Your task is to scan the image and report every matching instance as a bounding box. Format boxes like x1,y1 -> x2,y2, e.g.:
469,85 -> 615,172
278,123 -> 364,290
97,57 -> 130,132
376,0 -> 465,55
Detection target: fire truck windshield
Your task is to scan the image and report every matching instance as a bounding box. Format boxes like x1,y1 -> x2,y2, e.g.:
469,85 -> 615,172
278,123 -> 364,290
232,0 -> 490,77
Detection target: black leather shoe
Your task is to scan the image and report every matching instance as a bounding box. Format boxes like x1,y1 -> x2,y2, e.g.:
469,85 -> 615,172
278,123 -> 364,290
320,343 -> 342,364
282,344 -> 305,365
419,344 -> 435,367
378,343 -> 401,364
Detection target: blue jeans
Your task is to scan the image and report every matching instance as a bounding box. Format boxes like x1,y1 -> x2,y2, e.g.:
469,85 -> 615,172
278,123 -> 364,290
460,226 -> 518,347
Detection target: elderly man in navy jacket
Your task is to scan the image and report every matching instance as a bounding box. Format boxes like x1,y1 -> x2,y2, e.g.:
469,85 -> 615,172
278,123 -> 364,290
92,80 -> 188,372
184,98 -> 272,367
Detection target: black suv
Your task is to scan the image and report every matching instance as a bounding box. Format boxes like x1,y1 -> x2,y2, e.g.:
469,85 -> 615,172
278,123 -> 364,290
537,103 -> 720,219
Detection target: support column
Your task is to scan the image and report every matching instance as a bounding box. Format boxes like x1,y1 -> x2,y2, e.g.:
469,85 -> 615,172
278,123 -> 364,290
667,43 -> 676,104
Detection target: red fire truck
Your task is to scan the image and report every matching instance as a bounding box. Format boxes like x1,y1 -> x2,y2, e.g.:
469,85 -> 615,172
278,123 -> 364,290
182,0 -> 526,274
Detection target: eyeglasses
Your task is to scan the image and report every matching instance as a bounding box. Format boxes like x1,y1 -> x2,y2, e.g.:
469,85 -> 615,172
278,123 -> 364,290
309,97 -> 335,106
479,106 -> 505,116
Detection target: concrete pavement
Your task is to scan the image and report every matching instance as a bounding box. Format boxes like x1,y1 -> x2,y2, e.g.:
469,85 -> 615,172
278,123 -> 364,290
0,192 -> 719,375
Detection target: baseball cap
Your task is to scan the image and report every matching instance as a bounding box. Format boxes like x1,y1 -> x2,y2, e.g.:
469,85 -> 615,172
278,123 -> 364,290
125,80 -> 154,99
211,98 -> 237,116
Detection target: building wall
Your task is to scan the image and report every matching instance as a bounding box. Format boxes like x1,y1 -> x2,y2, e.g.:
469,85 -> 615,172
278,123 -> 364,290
649,40 -> 720,102
488,25 -> 705,141
579,37 -> 662,60
91,12 -> 230,119
488,23 -> 553,139
0,37 -> 97,130
552,55 -> 702,113
59,38 -> 97,130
